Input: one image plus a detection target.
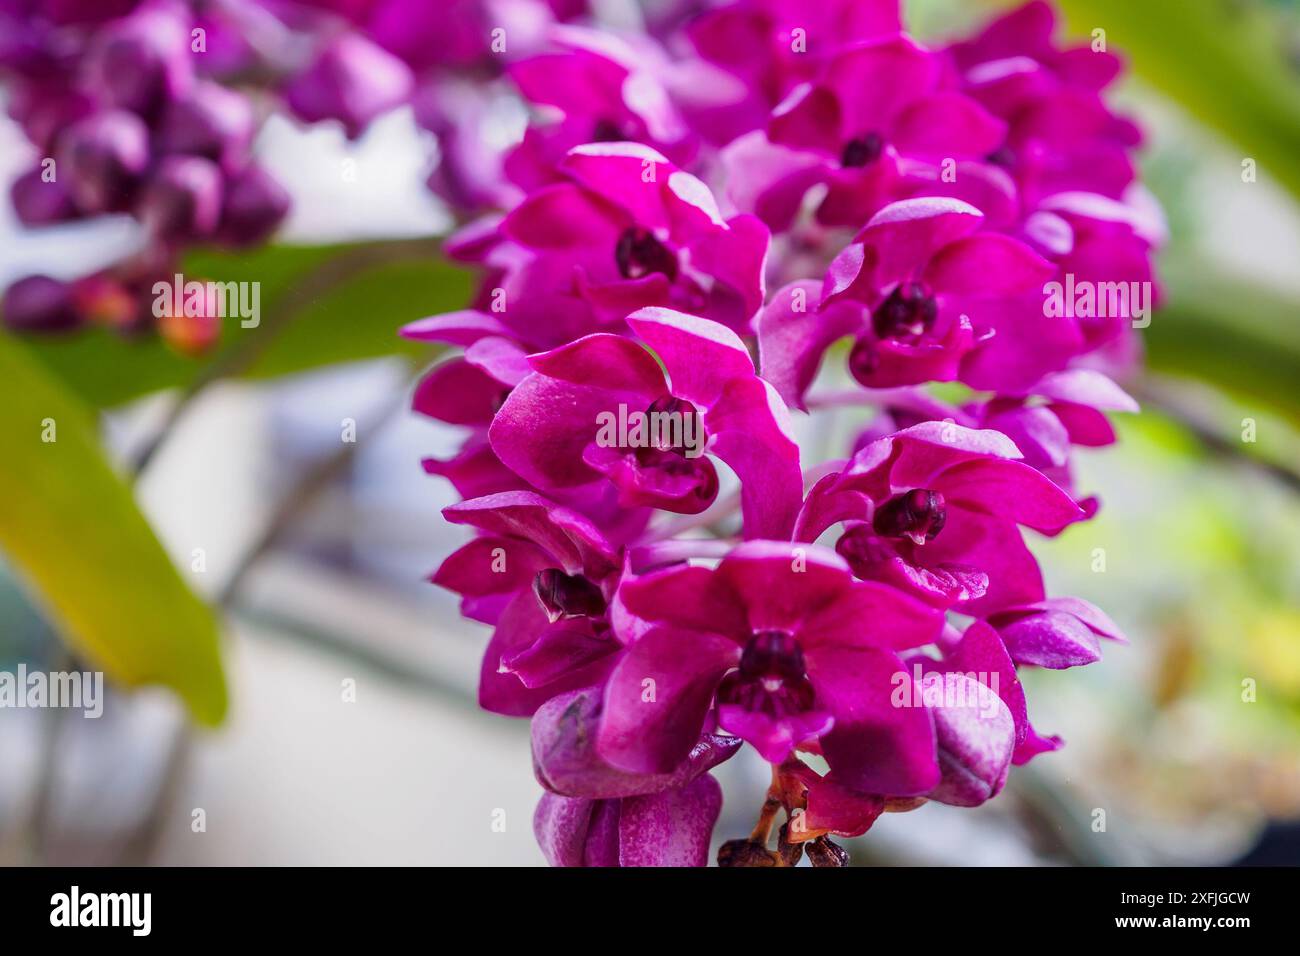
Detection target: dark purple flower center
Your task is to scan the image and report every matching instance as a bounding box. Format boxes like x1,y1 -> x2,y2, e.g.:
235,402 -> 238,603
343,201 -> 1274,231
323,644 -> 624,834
591,117 -> 628,142
630,446 -> 719,505
872,489 -> 947,544
643,395 -> 702,456
872,281 -> 938,340
840,131 -> 885,168
717,630 -> 816,717
533,568 -> 607,622
986,145 -> 1016,168
615,226 -> 678,281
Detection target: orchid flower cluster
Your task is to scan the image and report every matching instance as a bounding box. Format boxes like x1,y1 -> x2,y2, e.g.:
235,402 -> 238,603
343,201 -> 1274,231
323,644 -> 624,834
411,0 -> 1159,868
0,0 -> 583,348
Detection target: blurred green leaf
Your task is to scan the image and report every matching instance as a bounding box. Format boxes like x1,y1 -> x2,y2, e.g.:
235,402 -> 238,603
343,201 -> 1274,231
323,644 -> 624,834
1058,0 -> 1300,201
0,335 -> 227,724
18,239 -> 472,408
1147,257 -> 1300,424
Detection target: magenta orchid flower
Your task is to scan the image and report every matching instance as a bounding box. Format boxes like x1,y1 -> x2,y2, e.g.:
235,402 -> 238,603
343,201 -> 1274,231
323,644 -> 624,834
495,143 -> 770,338
729,34 -> 1007,229
685,0 -> 903,144
434,491 -> 625,717
504,26 -> 698,191
945,0 -> 1139,206
489,307 -> 803,539
599,541 -> 945,794
797,422 -> 1086,613
817,197 -> 1065,391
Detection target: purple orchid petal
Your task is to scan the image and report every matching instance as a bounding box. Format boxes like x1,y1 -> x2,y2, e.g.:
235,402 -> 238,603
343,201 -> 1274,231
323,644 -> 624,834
479,591 -> 617,717
782,762 -> 888,840
809,643 -> 940,795
922,233 -> 1056,297
944,620 -> 1027,745
794,472 -> 872,545
705,377 -> 804,539
994,608 -> 1103,668
891,91 -> 1006,158
844,196 -> 986,299
560,142 -> 675,231
528,332 -> 667,397
799,578 -> 944,652
768,83 -> 843,155
626,307 -> 753,405
717,704 -> 834,765
432,535 -> 549,619
721,130 -> 830,232
931,457 -> 1086,534
399,309 -> 512,346
501,621 -> 617,689
836,530 -> 989,608
923,671 -> 1015,807
617,772 -> 723,867
490,373 -> 628,489
757,281 -> 865,410
713,541 -> 854,631
685,213 -> 770,327
534,792 -> 602,867
597,625 -> 741,774
923,506 -> 1047,616
532,685 -> 741,798
284,34 -> 412,139
1034,368 -> 1139,411
822,35 -> 938,136
465,336 -> 532,387
1013,722 -> 1064,765
502,181 -> 626,250
981,404 -> 1072,470
616,563 -> 751,641
411,358 -> 507,426
442,490 -> 618,577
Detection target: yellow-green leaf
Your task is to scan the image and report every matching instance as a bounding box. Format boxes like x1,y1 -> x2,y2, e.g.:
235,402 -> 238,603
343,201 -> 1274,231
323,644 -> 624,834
0,332 -> 227,724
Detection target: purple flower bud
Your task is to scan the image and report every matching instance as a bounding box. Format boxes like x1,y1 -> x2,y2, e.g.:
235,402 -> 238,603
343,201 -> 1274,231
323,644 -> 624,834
56,109 -> 150,213
137,155 -> 223,240
9,166 -> 76,225
157,81 -> 255,170
284,34 -> 413,139
2,275 -> 82,332
85,3 -> 194,118
217,165 -> 290,247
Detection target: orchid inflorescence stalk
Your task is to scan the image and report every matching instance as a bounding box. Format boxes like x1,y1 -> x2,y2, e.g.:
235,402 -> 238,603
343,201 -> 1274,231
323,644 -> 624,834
410,0 -> 1158,867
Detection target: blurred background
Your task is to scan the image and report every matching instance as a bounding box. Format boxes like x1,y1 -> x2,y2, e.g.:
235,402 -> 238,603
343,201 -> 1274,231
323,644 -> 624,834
1,0 -> 1299,866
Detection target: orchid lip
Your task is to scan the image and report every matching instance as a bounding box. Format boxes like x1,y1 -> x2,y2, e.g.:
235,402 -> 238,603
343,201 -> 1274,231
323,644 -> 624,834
872,489 -> 947,543
615,226 -> 679,281
841,131 -> 885,168
873,282 -> 939,341
717,630 -> 817,720
532,568 -> 607,622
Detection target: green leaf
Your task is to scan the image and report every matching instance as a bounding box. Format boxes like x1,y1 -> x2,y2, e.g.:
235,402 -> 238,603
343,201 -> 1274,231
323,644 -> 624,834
0,333 -> 227,724
1057,0 -> 1300,201
1146,256 -> 1300,424
19,239 -> 472,408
